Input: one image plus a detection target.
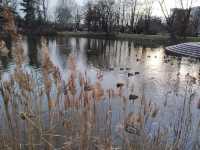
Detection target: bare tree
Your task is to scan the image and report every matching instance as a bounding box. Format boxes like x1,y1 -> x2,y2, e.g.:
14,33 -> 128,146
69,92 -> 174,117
84,2 -> 92,31
55,0 -> 77,25
159,0 -> 193,39
75,8 -> 81,31
41,0 -> 48,21
121,0 -> 126,32
159,0 -> 176,39
56,6 -> 72,25
143,0 -> 154,34
179,0 -> 193,38
191,7 -> 200,36
1,0 -> 18,10
84,0 -> 115,33
115,0 -> 121,30
130,0 -> 138,32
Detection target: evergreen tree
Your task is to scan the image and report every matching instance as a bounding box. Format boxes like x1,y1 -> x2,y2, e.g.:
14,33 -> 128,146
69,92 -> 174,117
84,2 -> 92,31
0,6 -> 4,32
20,0 -> 36,24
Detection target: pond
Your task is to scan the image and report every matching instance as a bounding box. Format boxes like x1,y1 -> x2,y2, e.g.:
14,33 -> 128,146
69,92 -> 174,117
0,36 -> 200,149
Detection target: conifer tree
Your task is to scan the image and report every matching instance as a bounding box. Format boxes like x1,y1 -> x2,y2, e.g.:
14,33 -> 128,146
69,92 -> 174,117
20,0 -> 36,24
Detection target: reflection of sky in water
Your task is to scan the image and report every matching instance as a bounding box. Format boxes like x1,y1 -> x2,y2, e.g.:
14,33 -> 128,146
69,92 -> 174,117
0,36 -> 200,147
49,37 -> 199,121
1,36 -> 200,108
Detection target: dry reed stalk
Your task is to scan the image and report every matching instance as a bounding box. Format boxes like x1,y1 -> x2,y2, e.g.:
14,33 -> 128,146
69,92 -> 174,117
0,8 -> 199,150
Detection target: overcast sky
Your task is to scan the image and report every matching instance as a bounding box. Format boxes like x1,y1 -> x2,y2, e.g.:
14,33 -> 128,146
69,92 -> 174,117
48,0 -> 200,17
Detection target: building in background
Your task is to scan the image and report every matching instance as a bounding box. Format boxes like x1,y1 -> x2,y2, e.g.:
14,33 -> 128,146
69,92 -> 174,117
171,7 -> 200,36
190,6 -> 200,36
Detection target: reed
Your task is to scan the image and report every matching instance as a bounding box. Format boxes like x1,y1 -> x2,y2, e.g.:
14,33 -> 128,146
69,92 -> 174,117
0,8 -> 199,150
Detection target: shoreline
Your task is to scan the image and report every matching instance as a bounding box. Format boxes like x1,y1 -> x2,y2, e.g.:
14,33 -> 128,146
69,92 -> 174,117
2,31 -> 200,47
58,31 -> 200,46
58,31 -> 169,41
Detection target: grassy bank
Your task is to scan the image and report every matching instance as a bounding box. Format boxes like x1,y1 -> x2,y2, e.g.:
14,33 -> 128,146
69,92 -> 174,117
59,31 -> 200,46
59,31 -> 169,41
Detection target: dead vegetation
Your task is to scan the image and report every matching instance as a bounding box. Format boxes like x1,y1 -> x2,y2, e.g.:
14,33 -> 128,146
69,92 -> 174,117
0,8 -> 199,150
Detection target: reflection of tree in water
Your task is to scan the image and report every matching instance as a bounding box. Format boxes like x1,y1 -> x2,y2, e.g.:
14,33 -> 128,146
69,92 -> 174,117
56,37 -> 72,56
4,35 -> 12,50
0,56 -> 12,70
0,37 -> 14,70
75,38 -> 80,50
27,36 -> 41,68
86,38 -> 149,70
86,38 -> 110,69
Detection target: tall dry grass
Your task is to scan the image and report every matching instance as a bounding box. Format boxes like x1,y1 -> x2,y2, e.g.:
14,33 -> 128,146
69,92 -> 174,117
0,8 -> 199,150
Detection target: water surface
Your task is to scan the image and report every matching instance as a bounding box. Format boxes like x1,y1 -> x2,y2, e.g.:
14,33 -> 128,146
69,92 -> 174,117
0,36 -> 200,149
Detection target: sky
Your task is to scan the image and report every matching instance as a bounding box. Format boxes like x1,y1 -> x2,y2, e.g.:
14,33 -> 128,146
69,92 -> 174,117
152,0 -> 200,16
48,0 -> 85,19
48,0 -> 200,18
